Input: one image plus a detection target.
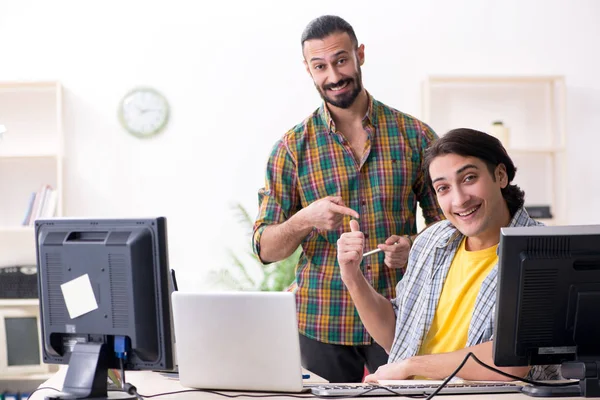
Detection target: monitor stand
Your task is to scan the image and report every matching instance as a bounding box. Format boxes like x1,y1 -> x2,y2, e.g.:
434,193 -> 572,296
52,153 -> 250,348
522,361 -> 600,398
45,342 -> 136,400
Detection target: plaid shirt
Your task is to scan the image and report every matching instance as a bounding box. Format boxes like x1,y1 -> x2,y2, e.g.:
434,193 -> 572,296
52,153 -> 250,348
389,207 -> 560,380
253,93 -> 443,345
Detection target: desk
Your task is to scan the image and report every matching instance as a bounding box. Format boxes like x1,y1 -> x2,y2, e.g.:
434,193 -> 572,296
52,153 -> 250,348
30,367 -> 582,400
0,374 -> 54,396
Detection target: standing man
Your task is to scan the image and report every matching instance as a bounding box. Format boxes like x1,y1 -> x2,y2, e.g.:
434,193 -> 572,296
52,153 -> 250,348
252,15 -> 443,383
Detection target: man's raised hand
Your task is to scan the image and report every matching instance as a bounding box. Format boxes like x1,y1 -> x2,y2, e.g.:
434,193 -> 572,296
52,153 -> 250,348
337,219 -> 364,283
378,235 -> 411,270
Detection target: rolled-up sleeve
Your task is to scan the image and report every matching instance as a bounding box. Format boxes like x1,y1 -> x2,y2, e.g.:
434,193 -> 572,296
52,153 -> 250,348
252,140 -> 299,262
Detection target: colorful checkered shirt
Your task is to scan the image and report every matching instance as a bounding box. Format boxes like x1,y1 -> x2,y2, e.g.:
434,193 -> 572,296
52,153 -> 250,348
389,207 -> 561,380
252,93 -> 443,346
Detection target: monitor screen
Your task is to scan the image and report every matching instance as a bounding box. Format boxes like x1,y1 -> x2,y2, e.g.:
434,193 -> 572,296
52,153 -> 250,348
6,316 -> 40,366
493,224 -> 600,397
35,217 -> 174,399
0,306 -> 50,377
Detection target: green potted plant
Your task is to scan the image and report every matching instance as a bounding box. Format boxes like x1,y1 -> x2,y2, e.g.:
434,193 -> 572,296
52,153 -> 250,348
210,203 -> 300,291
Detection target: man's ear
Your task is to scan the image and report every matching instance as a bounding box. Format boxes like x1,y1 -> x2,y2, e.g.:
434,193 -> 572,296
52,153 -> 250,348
496,164 -> 508,188
304,59 -> 312,76
357,44 -> 365,66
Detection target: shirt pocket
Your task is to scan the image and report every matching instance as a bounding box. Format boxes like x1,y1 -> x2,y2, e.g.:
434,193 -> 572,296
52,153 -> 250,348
372,150 -> 420,215
297,167 -> 342,205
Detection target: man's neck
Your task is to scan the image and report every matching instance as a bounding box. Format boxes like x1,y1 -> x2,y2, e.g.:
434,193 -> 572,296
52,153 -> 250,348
465,233 -> 501,252
327,89 -> 369,128
465,206 -> 512,251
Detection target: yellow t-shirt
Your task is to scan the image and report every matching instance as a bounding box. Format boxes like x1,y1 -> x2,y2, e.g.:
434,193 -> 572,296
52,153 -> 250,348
418,238 -> 498,357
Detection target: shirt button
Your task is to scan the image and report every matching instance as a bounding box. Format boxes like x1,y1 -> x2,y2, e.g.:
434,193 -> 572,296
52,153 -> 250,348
362,200 -> 366,205
365,265 -> 371,270
364,233 -> 369,238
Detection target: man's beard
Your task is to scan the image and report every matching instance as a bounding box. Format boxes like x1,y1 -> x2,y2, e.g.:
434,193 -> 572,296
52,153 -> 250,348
316,68 -> 363,109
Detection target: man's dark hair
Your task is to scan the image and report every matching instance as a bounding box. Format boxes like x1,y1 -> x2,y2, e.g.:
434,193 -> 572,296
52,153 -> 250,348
423,128 -> 525,217
301,15 -> 358,49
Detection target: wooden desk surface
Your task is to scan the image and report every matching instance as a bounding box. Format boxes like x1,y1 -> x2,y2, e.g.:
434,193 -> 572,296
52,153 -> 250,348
29,367 -> 582,400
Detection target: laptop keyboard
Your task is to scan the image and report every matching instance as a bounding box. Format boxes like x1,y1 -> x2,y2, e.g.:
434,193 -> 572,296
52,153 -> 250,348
309,382 -> 522,397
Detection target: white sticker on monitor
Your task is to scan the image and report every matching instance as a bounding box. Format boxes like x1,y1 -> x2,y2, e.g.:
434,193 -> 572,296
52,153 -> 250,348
60,274 -> 99,319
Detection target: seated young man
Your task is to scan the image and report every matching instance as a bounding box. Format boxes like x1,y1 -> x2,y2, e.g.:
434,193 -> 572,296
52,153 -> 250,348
337,128 -> 560,382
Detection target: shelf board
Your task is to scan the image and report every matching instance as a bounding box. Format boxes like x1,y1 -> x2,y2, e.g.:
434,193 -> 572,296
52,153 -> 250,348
0,298 -> 38,307
0,226 -> 34,233
0,81 -> 59,91
0,153 -> 59,160
427,75 -> 564,84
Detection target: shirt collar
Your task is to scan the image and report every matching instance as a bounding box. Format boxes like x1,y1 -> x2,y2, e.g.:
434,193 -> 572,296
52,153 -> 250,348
438,207 -> 531,248
318,91 -> 377,133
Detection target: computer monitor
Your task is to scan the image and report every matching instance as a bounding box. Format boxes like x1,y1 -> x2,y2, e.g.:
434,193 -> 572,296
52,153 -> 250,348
0,302 -> 52,377
494,224 -> 600,398
35,217 -> 174,400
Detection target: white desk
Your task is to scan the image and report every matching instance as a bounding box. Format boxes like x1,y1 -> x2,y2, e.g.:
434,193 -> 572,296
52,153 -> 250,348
30,367 -> 582,400
0,373 -> 54,394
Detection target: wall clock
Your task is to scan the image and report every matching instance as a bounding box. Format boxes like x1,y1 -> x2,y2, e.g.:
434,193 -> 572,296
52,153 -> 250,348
118,87 -> 170,138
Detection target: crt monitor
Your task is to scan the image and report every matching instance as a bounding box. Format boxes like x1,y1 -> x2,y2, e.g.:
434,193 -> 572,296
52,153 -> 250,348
35,217 -> 174,400
494,224 -> 600,398
0,304 -> 52,377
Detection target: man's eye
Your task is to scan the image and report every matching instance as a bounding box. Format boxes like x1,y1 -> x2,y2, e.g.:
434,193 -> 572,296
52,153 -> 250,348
337,58 -> 346,64
314,64 -> 324,70
436,186 -> 448,194
464,174 -> 476,182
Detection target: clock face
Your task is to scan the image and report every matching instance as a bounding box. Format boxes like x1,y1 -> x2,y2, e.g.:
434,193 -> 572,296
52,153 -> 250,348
118,87 -> 169,138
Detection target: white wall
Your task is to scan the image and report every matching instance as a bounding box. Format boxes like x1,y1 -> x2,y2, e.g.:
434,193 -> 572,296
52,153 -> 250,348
1,0 -> 599,290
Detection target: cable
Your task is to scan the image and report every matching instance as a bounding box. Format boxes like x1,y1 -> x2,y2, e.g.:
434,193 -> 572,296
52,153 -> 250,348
136,389 -> 315,398
466,353 -> 578,388
311,385 -> 425,399
21,386 -> 61,398
423,352 -> 579,400
114,335 -> 144,399
422,352 -> 477,400
120,357 -> 126,388
135,385 -> 427,399
344,385 -> 426,399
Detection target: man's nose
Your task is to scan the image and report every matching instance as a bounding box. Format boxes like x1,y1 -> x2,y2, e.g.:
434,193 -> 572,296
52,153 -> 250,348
327,67 -> 343,84
452,188 -> 470,208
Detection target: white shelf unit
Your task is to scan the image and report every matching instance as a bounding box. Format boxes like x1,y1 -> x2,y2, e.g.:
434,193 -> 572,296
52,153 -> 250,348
421,75 -> 567,225
0,81 -> 63,267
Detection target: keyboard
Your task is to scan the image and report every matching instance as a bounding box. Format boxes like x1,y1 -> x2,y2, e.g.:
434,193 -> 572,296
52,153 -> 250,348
309,382 -> 523,397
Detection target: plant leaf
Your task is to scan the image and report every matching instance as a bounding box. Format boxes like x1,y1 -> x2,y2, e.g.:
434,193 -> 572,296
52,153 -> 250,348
216,202 -> 300,291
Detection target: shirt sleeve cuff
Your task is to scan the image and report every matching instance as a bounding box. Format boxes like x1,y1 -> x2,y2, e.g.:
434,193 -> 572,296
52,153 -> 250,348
252,224 -> 269,264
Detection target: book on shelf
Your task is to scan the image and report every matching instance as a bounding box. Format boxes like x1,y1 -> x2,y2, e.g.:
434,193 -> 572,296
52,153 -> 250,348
22,184 -> 58,226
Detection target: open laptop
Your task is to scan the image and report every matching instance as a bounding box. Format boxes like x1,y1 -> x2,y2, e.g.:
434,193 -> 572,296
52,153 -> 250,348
171,291 -> 306,393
